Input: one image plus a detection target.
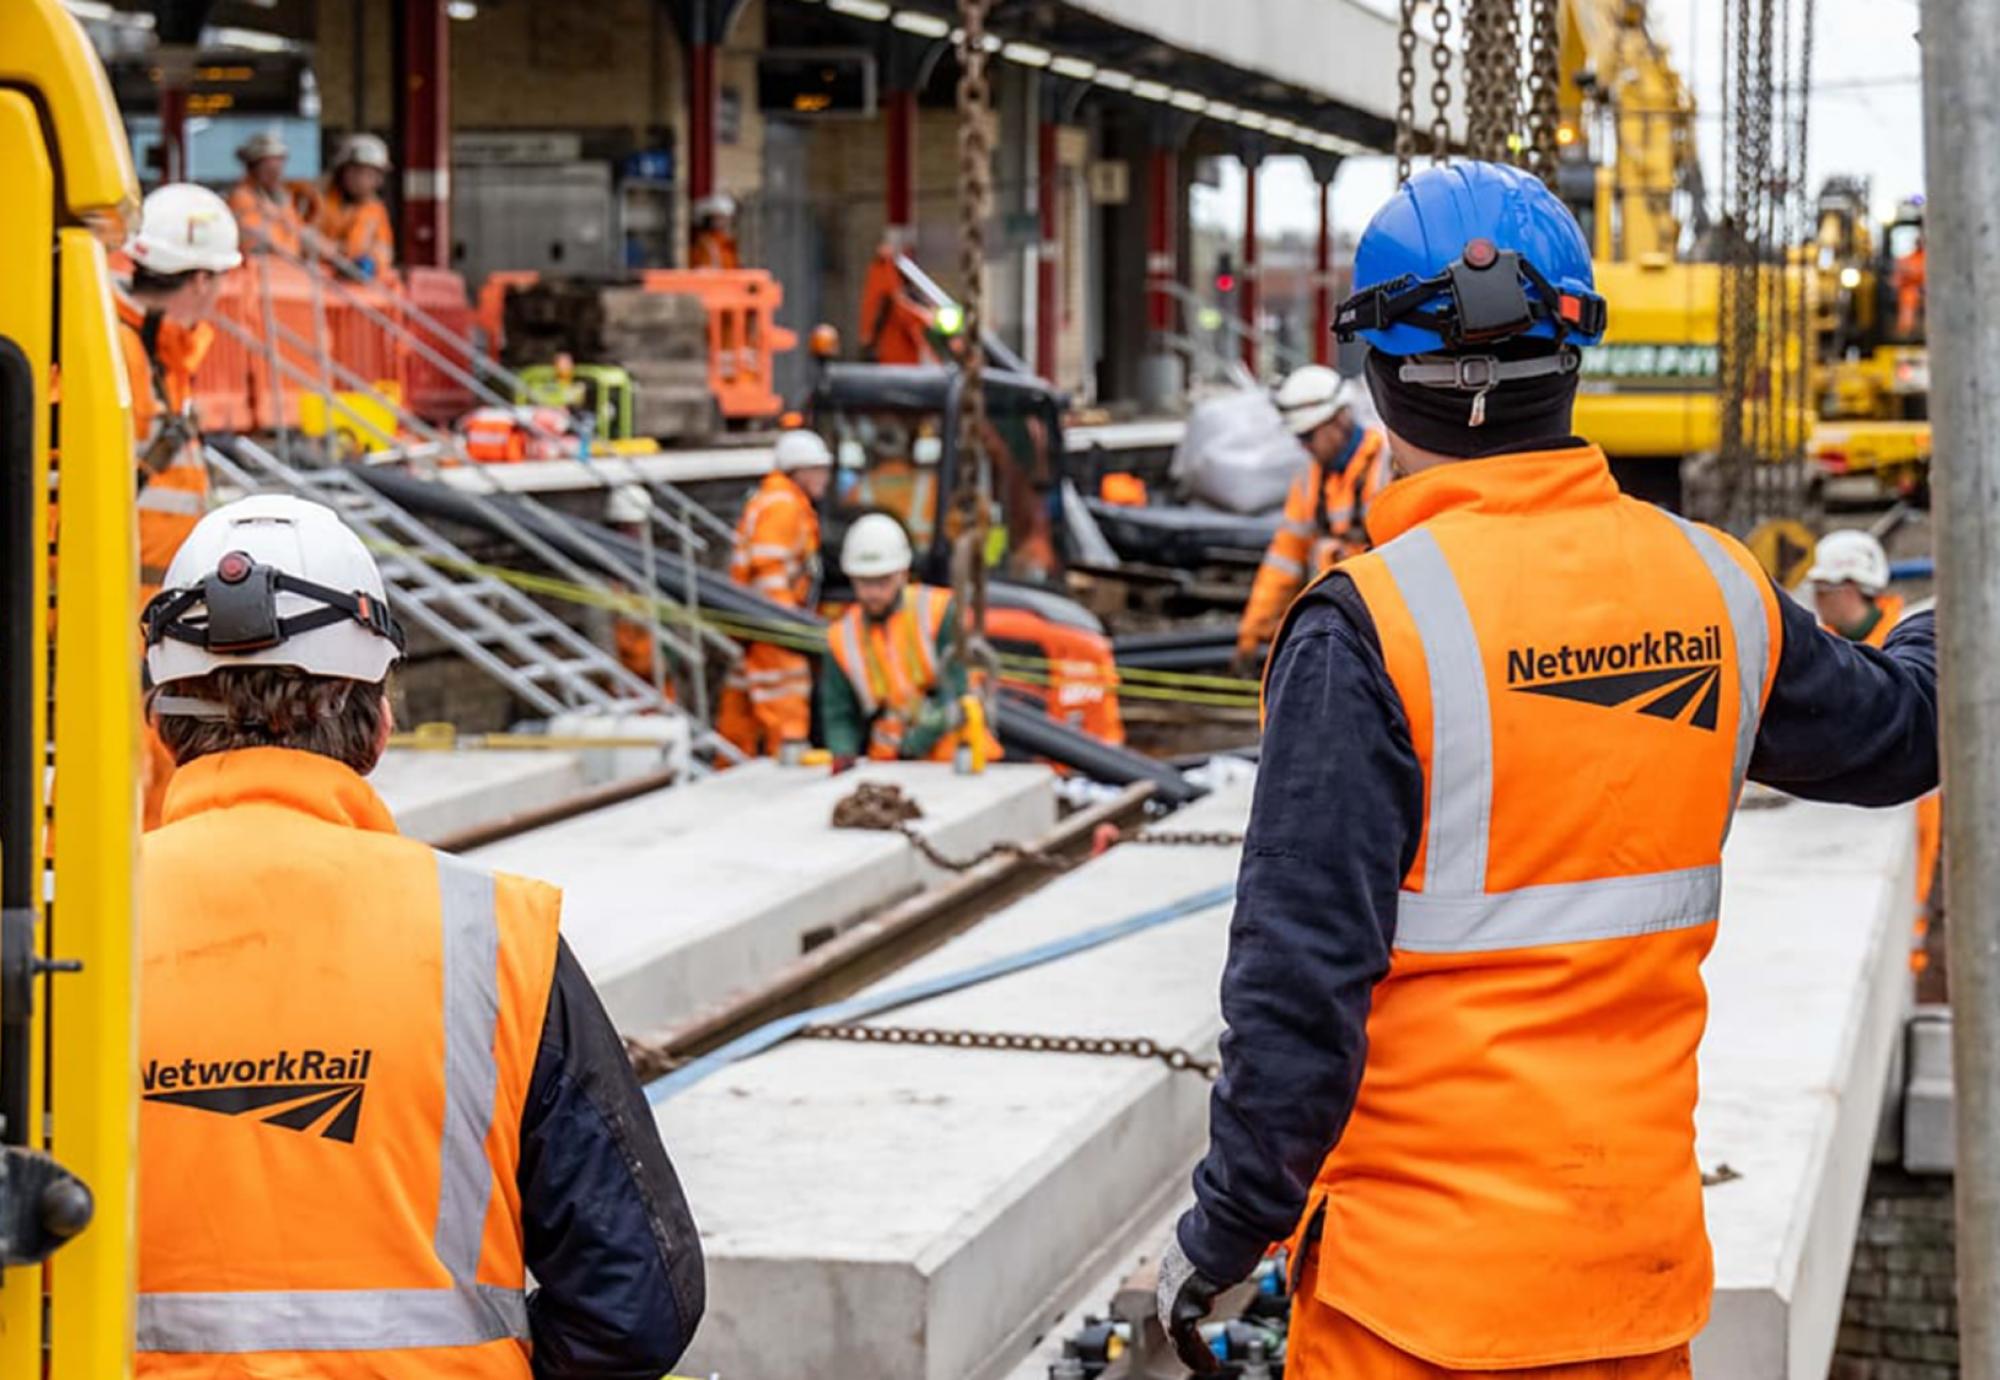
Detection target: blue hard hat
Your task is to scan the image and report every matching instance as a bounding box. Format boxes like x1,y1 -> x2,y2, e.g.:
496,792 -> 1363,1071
1341,161 -> 1607,355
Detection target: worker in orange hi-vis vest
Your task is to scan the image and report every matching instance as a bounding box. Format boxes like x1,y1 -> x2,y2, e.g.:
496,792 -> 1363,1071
120,183 -> 241,830
315,132 -> 397,279
1157,161 -> 1938,1380
226,130 -> 306,259
137,495 -> 704,1375
690,192 -> 742,270
1894,233 -> 1926,339
1235,364 -> 1392,676
717,430 -> 832,757
1808,529 -> 1942,967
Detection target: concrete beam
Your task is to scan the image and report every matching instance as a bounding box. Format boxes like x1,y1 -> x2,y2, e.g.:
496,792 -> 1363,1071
471,761 -> 1057,1033
371,748 -> 591,844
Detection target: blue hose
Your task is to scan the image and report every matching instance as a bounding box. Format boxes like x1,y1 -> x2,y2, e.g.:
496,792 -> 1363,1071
1891,557 -> 1935,581
646,880 -> 1239,1103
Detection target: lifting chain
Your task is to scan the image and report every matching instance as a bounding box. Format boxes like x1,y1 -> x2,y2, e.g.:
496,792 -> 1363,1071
798,1023 -> 1221,1082
1524,0 -> 1563,188
1427,2 -> 1455,167
1461,0 -> 1521,164
953,0 -> 1002,723
1395,0 -> 1420,182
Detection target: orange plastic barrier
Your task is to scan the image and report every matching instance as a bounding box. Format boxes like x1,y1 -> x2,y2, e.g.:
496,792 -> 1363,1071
404,266 -> 480,421
638,268 -> 797,423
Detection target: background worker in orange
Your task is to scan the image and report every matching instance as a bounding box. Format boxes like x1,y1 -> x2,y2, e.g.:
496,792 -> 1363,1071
138,495 -> 704,1374
120,183 -> 240,830
860,236 -> 935,366
1809,529 -> 1942,959
1158,162 -> 1939,1379
821,513 -> 999,768
1895,230 -> 1927,339
1234,364 -> 1392,675
690,192 -> 742,269
315,132 -> 396,278
226,130 -> 305,258
718,429 -> 831,755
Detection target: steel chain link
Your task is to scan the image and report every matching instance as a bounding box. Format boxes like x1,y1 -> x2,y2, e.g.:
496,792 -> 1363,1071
1462,0 -> 1520,163
954,0 -> 1001,727
1396,0 -> 1420,182
1525,0 -> 1563,187
892,821 -> 1246,875
800,1022 -> 1222,1081
1428,2 -> 1455,166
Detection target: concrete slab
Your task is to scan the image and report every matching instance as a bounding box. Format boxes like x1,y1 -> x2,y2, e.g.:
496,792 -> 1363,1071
370,748 -> 590,844
1694,801 -> 1916,1380
664,781 -> 1252,1380
472,760 -> 1057,1034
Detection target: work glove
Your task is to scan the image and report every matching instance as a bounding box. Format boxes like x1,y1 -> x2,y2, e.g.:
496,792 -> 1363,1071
1155,1230 -> 1226,1375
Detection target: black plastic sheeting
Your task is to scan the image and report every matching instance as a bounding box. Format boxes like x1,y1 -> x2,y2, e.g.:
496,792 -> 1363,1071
1111,624 -> 1240,674
356,468 -> 1205,802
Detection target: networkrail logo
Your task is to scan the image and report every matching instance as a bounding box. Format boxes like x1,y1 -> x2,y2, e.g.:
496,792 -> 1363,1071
142,1049 -> 374,1143
1506,625 -> 1725,732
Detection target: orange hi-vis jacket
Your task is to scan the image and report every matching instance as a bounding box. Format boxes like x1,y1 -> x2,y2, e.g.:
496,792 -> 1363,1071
1239,427 -> 1391,652
138,748 -> 562,1376
227,176 -> 306,258
824,583 -> 991,762
1291,445 -> 1783,1368
117,292 -> 214,601
729,470 -> 819,607
692,227 -> 741,271
316,186 -> 396,270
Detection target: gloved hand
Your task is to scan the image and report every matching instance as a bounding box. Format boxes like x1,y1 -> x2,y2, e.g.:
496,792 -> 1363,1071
1155,1230 -> 1226,1375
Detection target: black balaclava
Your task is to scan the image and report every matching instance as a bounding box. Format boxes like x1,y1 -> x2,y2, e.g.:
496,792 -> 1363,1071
1364,340 -> 1582,459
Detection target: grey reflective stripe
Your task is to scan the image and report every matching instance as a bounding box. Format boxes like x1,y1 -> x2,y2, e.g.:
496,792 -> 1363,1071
136,485 -> 206,515
138,857 -> 524,1355
1666,515 -> 1771,820
1260,552 -> 1307,578
1395,864 -> 1721,953
830,615 -> 878,714
1281,517 -> 1319,539
434,854 -> 501,1280
1378,529 -> 1491,894
138,1284 -> 527,1353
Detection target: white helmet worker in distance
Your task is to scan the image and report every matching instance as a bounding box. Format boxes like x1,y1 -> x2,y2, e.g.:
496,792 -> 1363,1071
1807,529 -> 1894,641
1274,363 -> 1361,472
840,512 -> 916,620
128,183 -> 242,325
143,496 -> 405,761
773,427 -> 835,501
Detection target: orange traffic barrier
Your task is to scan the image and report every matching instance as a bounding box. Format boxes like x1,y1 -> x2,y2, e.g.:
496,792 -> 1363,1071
638,268 -> 798,423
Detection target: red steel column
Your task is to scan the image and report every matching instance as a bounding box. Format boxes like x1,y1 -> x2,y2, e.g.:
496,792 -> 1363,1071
1240,153 -> 1261,374
1314,175 -> 1334,365
158,85 -> 188,183
885,87 -> 917,238
399,0 -> 450,269
688,40 -> 719,205
1037,116 -> 1060,382
1147,147 -> 1176,335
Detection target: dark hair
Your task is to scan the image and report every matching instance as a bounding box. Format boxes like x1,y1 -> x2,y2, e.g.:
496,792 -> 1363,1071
131,265 -> 206,298
150,666 -> 387,774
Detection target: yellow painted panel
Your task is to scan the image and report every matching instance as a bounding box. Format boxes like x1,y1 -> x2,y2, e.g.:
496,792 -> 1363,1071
0,87 -> 54,1377
0,0 -> 139,230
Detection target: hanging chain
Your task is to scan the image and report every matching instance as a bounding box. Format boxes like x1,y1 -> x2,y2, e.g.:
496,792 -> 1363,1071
953,0 -> 1000,726
1524,0 -> 1563,188
1790,0 -> 1816,498
1428,2 -> 1455,165
1462,0 -> 1521,163
798,1023 -> 1222,1082
1396,0 -> 1420,181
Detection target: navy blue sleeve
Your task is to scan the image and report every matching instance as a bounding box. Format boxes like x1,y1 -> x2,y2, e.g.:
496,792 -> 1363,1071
519,940 -> 705,1379
1177,577 -> 1423,1284
1749,588 -> 1938,804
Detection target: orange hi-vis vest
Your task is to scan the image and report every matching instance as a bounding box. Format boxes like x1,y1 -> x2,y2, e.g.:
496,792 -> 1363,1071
317,186 -> 397,269
729,470 -> 820,608
1295,445 -> 1782,1368
138,748 -> 562,1375
117,292 -> 214,600
1240,427 -> 1390,651
828,584 -> 957,760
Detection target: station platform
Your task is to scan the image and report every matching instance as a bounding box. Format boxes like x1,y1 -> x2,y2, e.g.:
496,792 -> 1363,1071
661,784 -> 1914,1380
468,759 -> 1057,1035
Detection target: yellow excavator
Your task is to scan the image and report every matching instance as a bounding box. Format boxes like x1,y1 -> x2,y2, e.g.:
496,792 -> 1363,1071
0,1 -> 142,1374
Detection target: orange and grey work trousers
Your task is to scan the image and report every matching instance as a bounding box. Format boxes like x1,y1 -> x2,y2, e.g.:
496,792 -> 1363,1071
716,642 -> 812,758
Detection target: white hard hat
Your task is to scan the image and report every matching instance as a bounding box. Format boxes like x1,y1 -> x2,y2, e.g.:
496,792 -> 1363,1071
236,131 -> 288,164
1806,529 -> 1890,595
129,183 -> 243,275
841,513 -> 914,579
773,428 -> 833,472
694,192 -> 737,220
1273,364 -> 1354,437
606,485 -> 652,524
333,132 -> 392,172
143,495 -> 404,696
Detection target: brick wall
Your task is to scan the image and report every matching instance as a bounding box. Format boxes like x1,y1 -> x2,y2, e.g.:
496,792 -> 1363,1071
1835,1165 -> 1959,1379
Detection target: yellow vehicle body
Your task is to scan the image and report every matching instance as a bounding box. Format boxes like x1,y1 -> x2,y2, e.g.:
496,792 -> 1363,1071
0,1 -> 141,1376
1574,258 -> 1720,458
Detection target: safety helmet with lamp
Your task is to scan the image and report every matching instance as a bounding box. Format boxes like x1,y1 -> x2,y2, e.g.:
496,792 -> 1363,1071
1336,162 -> 1607,422
1273,364 -> 1354,437
129,183 -> 244,275
236,131 -> 289,165
142,496 -> 406,710
773,428 -> 834,473
333,132 -> 392,172
841,513 -> 914,580
1806,529 -> 1891,596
